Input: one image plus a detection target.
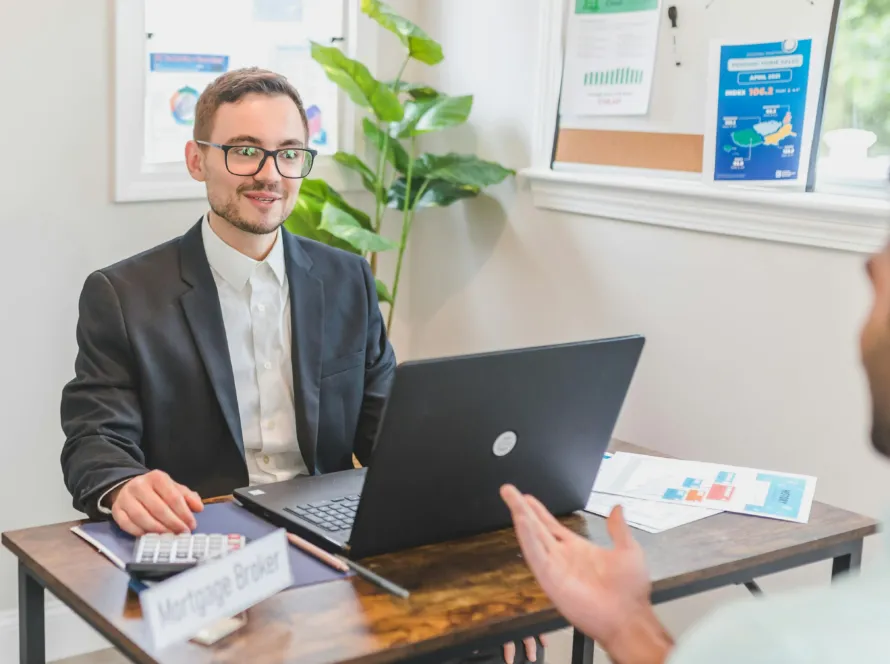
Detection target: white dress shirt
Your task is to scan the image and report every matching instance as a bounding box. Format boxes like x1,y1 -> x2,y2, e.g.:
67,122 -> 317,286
201,215 -> 307,484
97,216 -> 307,513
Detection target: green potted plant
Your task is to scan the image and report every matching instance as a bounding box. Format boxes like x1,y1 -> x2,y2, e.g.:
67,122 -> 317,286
284,0 -> 514,332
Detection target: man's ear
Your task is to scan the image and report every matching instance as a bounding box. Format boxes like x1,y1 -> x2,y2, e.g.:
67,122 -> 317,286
185,140 -> 206,182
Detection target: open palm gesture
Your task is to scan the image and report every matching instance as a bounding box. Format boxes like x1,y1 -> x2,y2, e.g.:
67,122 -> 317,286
500,485 -> 652,647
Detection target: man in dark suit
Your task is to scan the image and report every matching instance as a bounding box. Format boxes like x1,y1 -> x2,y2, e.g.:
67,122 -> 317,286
60,66 -> 542,664
60,67 -> 395,533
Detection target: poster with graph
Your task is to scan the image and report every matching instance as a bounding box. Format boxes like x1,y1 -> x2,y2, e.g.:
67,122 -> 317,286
560,0 -> 661,116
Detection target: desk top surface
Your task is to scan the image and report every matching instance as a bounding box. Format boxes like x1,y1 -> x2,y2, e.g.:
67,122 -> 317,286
2,441 -> 879,664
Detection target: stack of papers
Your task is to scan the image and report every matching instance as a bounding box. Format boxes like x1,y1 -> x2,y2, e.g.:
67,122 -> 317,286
585,452 -> 817,533
585,491 -> 721,534
586,454 -> 722,533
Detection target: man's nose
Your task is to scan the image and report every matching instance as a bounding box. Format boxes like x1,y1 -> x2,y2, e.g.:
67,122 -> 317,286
254,153 -> 281,184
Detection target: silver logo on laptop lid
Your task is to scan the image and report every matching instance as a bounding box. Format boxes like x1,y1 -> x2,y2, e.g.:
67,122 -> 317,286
492,431 -> 518,457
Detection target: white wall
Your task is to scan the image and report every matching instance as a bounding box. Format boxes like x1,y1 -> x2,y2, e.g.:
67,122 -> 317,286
0,0 -> 206,588
408,0 -> 889,656
0,0 -> 208,657
0,1 -> 415,660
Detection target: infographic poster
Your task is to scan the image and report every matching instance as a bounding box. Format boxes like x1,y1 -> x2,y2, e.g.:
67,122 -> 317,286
144,53 -> 230,165
560,0 -> 661,117
710,39 -> 813,182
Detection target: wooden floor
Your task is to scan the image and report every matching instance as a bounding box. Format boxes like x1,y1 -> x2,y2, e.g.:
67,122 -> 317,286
54,650 -> 128,664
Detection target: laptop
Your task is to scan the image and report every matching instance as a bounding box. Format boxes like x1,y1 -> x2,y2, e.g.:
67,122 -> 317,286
234,335 -> 645,559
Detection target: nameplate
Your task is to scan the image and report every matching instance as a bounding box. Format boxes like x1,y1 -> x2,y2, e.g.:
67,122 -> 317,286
140,529 -> 293,649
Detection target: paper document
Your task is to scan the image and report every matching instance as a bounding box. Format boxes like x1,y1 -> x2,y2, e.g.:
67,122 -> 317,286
705,38 -> 814,183
560,0 -> 661,117
595,452 -> 817,523
585,492 -> 721,533
587,453 -> 721,533
142,0 -> 343,164
144,53 -> 230,165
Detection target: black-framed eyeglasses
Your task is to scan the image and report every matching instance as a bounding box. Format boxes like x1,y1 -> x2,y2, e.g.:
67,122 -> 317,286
196,140 -> 317,179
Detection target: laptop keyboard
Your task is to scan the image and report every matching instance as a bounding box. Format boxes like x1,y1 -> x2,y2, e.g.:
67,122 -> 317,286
285,495 -> 361,533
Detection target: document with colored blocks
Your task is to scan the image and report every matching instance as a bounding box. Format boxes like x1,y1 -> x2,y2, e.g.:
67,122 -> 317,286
594,452 -> 817,523
586,454 -> 722,533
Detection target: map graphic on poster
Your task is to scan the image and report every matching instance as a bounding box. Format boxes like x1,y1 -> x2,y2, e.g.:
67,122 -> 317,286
713,39 -> 812,182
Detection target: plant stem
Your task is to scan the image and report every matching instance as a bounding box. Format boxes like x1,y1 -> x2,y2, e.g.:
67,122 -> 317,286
387,139 -> 427,332
370,54 -> 411,279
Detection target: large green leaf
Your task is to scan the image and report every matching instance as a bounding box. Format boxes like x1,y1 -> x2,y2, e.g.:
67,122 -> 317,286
299,179 -> 373,229
285,179 -> 373,254
412,153 -> 515,187
333,152 -> 377,193
375,278 -> 394,305
393,95 -> 473,138
386,177 -> 480,210
361,0 -> 444,65
362,118 -> 410,173
286,199 -> 357,254
319,203 -> 398,253
387,81 -> 441,100
310,42 -> 403,122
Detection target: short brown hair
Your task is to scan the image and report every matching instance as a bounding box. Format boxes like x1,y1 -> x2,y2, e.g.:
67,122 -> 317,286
193,67 -> 309,142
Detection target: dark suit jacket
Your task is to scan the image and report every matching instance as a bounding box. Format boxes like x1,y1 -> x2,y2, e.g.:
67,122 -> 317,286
60,220 -> 396,520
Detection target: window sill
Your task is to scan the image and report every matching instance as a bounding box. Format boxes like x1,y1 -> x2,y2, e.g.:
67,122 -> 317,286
522,167 -> 890,255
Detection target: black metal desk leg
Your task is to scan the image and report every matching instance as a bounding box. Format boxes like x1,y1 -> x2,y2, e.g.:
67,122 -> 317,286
571,629 -> 595,664
18,562 -> 44,664
831,540 -> 863,580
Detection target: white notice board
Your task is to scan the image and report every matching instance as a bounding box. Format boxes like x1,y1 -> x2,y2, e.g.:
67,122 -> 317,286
555,0 -> 838,180
114,0 -> 354,202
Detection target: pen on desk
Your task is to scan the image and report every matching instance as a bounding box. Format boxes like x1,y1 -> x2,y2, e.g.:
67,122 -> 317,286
286,532 -> 349,572
286,532 -> 410,599
337,555 -> 411,599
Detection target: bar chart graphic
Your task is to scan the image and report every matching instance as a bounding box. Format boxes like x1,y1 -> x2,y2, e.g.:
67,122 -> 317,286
583,68 -> 644,86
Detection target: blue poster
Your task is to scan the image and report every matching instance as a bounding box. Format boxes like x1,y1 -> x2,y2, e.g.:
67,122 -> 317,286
713,39 -> 812,182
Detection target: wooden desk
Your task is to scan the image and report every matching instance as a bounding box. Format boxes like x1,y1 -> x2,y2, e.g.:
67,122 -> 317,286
2,441 -> 878,664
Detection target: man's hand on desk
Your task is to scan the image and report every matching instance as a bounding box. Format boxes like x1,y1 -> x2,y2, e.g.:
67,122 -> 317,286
500,485 -> 674,664
109,470 -> 204,536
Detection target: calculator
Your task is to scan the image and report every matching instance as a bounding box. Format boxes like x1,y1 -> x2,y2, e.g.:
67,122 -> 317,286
125,533 -> 246,581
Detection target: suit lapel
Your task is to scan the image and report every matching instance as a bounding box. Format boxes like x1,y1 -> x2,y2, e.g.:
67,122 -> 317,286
179,222 -> 245,458
283,232 -> 324,474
